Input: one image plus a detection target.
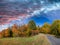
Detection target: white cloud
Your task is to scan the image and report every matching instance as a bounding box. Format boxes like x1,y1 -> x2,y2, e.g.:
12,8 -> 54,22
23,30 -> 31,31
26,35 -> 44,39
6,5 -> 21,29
0,2 -> 60,31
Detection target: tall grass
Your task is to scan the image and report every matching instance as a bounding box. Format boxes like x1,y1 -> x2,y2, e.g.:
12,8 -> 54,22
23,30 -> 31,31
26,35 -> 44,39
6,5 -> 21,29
0,34 -> 51,45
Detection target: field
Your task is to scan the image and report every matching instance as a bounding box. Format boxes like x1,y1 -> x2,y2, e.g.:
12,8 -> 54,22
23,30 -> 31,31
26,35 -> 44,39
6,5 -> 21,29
0,34 -> 51,45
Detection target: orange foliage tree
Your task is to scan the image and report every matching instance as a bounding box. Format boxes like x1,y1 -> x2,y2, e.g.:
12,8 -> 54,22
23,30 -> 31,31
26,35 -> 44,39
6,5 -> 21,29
40,23 -> 51,34
12,24 -> 21,37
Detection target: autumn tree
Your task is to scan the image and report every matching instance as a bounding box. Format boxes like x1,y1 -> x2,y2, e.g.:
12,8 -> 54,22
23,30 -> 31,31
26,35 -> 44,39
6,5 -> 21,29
51,20 -> 60,36
3,28 -> 11,37
0,32 -> 3,38
12,24 -> 20,37
40,23 -> 51,34
19,25 -> 27,32
19,25 -> 28,37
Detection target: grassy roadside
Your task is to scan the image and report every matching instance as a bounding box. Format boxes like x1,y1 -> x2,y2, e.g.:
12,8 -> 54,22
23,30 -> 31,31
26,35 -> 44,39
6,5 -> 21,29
0,34 -> 51,45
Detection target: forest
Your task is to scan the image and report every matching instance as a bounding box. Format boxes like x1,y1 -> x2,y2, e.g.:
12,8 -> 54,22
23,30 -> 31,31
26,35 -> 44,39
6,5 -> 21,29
0,20 -> 60,38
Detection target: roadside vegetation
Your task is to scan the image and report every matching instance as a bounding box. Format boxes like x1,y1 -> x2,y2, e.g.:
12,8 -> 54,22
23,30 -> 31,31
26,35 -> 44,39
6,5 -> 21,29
0,20 -> 60,38
51,20 -> 60,38
0,20 -> 60,45
0,34 -> 50,45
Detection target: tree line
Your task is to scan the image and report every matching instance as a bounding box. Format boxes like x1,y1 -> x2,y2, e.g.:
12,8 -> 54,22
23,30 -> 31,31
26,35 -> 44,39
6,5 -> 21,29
0,20 -> 60,38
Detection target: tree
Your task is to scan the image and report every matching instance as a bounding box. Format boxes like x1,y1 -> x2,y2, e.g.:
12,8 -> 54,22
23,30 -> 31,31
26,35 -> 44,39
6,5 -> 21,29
40,23 -> 51,34
51,20 -> 60,35
0,32 -> 3,38
12,24 -> 20,37
19,25 -> 27,32
28,20 -> 36,30
3,28 -> 11,37
27,20 -> 39,36
19,25 -> 28,37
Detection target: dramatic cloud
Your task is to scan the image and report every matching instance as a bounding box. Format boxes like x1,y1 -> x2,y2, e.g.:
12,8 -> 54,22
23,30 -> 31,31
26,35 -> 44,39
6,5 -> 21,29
0,0 -> 60,31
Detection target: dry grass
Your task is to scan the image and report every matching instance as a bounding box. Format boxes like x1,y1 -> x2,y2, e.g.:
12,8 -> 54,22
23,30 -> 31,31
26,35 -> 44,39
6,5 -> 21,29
0,34 -> 51,45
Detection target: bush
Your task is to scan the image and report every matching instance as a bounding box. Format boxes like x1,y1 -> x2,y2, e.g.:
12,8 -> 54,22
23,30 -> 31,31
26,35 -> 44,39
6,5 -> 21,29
31,30 -> 39,36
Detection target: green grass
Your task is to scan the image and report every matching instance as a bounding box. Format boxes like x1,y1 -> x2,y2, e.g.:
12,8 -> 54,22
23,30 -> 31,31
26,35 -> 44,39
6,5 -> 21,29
0,34 -> 51,45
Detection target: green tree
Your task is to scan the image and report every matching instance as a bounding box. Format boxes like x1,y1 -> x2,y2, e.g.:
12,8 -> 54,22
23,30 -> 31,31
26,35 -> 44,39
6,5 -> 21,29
28,20 -> 36,30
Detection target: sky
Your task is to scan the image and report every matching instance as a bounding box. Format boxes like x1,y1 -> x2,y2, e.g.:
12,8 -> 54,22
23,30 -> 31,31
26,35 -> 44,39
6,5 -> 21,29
0,0 -> 60,31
